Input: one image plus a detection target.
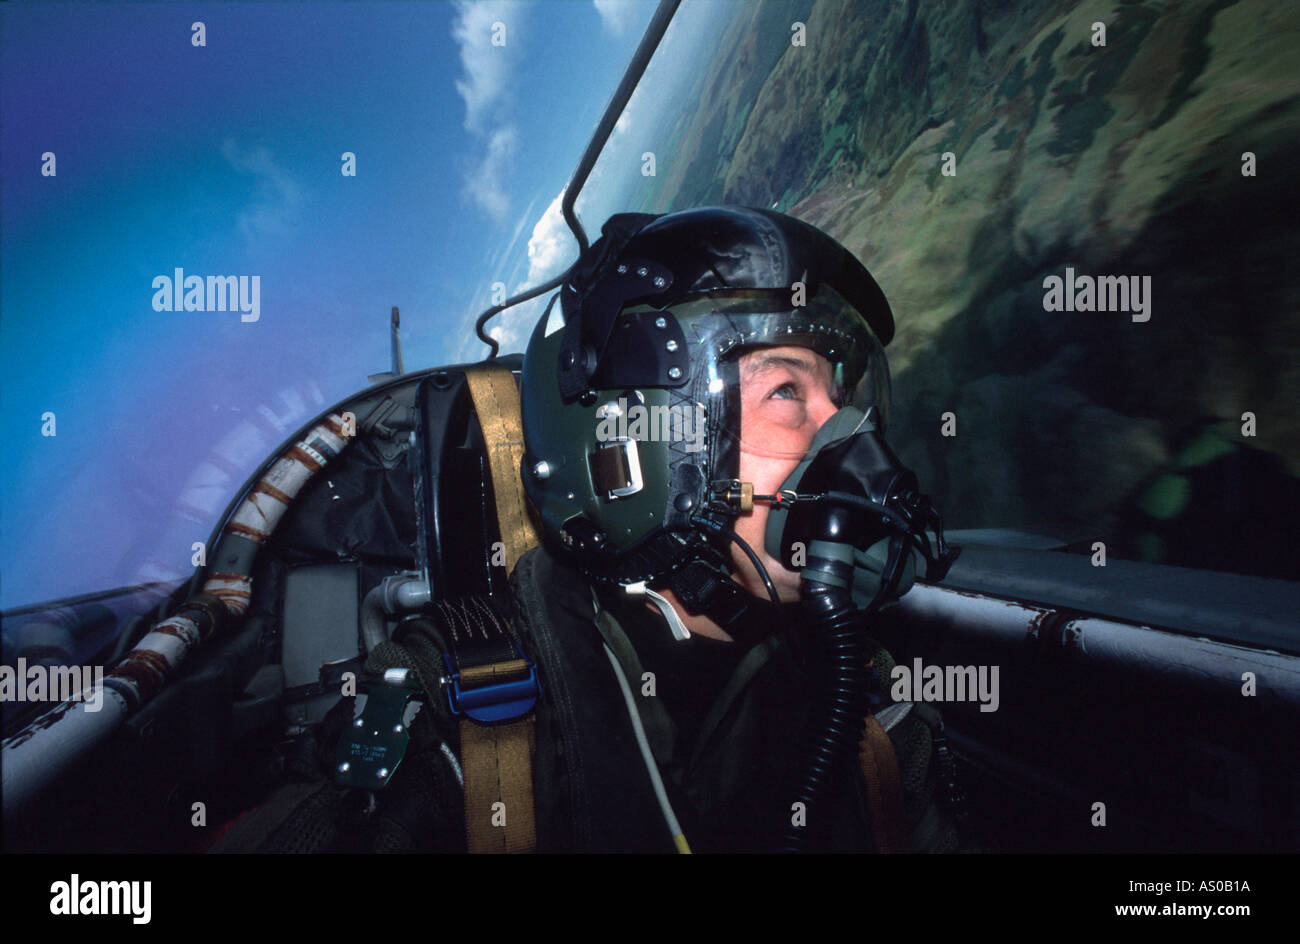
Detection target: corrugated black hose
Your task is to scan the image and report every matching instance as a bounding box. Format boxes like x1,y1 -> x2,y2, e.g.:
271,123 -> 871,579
782,515 -> 910,853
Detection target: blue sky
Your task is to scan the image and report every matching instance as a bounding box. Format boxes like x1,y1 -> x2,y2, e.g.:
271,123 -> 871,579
2,0 -> 747,608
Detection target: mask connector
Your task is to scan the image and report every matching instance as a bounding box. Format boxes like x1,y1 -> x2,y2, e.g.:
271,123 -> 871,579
708,479 -> 754,513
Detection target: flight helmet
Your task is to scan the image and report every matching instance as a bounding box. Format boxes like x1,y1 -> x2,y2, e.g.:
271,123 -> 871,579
520,205 -> 895,595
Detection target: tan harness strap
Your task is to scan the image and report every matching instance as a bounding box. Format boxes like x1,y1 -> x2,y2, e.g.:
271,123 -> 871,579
460,716 -> 537,854
457,365 -> 543,854
463,366 -> 541,575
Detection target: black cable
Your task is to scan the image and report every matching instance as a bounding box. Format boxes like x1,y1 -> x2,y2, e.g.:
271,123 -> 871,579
727,529 -> 780,606
692,516 -> 780,605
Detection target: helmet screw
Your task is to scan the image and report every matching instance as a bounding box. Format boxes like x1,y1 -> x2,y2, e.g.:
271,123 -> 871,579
532,460 -> 553,480
665,339 -> 679,353
636,266 -> 648,277
674,494 -> 694,512
653,276 -> 666,288
617,264 -> 628,274
338,762 -> 350,773
668,366 -> 682,380
377,768 -> 389,779
561,351 -> 576,368
654,317 -> 667,329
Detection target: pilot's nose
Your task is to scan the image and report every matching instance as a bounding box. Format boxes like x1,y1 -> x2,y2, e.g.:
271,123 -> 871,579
808,387 -> 840,434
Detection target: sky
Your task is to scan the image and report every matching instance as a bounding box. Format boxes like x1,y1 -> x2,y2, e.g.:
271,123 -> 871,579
0,0 -> 740,609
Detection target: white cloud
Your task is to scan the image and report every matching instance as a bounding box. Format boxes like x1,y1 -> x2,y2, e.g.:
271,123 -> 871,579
463,125 -> 519,222
451,1 -> 519,135
451,1 -> 528,222
220,139 -> 303,242
593,0 -> 640,36
527,187 -> 577,285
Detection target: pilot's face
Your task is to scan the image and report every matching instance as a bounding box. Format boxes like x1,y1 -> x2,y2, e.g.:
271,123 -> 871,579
732,346 -> 841,601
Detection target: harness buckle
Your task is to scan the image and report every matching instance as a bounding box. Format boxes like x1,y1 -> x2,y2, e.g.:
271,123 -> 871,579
442,652 -> 540,724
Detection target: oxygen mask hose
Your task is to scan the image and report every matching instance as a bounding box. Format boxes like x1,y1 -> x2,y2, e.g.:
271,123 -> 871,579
768,407 -> 958,852
781,508 -> 913,853
783,533 -> 875,853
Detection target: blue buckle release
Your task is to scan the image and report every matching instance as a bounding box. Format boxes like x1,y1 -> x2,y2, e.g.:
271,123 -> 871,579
443,652 -> 540,724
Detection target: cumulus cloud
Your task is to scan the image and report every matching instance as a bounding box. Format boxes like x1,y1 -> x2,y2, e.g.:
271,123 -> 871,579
527,187 -> 577,285
593,0 -> 641,36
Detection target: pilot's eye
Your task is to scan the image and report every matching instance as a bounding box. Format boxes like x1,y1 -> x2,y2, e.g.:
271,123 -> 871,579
770,382 -> 799,400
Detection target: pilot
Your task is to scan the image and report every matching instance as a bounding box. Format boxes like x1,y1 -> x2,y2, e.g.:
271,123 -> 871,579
505,206 -> 962,853
213,206 -> 962,854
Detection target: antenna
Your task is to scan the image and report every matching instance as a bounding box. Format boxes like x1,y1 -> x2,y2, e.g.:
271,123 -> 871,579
391,305 -> 405,375
367,305 -> 407,383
